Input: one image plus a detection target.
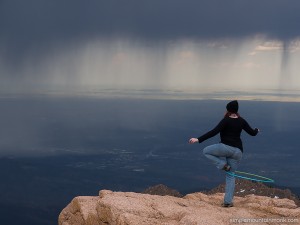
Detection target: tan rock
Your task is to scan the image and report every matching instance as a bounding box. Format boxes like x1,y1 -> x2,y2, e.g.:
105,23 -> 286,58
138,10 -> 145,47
59,190 -> 300,225
59,196 -> 100,225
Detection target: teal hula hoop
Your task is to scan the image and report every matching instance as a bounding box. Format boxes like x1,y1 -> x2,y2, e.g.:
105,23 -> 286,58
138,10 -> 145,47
226,170 -> 275,183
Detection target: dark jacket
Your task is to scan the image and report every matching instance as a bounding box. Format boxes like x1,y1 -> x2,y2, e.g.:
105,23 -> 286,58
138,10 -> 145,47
197,116 -> 258,152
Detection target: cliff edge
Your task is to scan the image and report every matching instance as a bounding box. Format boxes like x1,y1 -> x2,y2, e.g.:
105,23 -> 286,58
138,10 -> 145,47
59,189 -> 300,225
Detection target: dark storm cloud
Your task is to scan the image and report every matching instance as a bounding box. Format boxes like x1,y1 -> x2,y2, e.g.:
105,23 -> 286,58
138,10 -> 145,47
1,0 -> 300,47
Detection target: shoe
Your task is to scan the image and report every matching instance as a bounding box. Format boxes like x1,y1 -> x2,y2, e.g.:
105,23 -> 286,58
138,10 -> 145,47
221,203 -> 234,207
222,164 -> 231,172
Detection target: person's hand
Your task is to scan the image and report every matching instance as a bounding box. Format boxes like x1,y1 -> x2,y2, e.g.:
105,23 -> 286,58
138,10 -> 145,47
189,138 -> 199,144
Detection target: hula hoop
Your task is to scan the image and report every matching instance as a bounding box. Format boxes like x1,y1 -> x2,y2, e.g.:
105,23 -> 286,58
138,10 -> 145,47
226,170 -> 275,183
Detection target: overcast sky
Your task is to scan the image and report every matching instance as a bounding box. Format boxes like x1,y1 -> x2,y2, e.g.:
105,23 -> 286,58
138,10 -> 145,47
1,0 -> 300,93
1,0 -> 300,44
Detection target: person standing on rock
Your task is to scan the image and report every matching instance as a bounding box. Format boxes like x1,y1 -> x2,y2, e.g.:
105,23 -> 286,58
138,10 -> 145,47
189,100 -> 259,207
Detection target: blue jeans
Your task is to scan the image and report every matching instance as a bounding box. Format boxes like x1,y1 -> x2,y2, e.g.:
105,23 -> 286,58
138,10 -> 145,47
203,143 -> 242,204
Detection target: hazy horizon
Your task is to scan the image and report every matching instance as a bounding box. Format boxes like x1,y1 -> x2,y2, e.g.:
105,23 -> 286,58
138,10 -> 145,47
2,1 -> 300,99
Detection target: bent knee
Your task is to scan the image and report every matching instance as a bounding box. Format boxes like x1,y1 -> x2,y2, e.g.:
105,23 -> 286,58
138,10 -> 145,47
202,146 -> 210,155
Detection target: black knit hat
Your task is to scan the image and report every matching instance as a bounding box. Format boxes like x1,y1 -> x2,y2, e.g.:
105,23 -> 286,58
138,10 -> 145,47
226,100 -> 239,113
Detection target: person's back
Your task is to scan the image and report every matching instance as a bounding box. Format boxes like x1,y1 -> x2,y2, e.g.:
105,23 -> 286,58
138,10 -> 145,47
220,116 -> 258,152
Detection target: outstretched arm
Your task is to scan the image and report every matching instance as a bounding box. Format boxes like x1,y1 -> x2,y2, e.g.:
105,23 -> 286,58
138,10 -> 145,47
243,120 -> 259,136
189,119 -> 226,144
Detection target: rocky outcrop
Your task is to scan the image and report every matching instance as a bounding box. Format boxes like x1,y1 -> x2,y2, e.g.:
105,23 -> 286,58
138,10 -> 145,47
59,190 -> 300,225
